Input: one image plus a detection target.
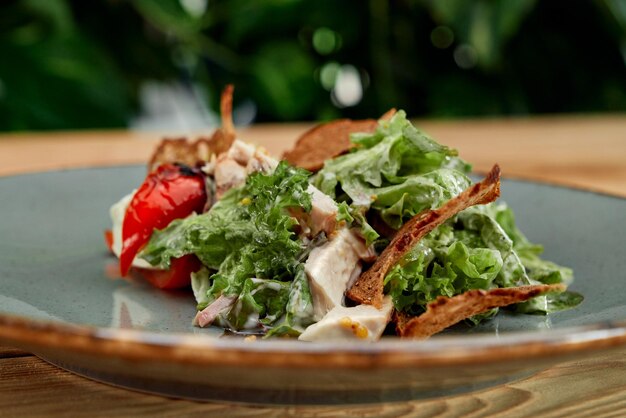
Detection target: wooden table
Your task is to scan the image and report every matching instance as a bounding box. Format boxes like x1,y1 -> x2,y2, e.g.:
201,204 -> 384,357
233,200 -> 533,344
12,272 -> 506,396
1,115 -> 625,417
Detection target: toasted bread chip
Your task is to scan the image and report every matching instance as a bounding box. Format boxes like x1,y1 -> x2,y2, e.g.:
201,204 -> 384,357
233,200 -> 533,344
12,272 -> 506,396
219,84 -> 235,138
283,119 -> 376,172
283,109 -> 396,172
346,164 -> 501,308
395,283 -> 566,339
206,84 -> 237,159
147,85 -> 236,171
148,137 -> 199,172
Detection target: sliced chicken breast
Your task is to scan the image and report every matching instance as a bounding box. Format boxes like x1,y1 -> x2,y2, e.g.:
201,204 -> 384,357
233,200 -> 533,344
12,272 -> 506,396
213,140 -> 278,199
305,228 -> 375,320
299,296 -> 393,341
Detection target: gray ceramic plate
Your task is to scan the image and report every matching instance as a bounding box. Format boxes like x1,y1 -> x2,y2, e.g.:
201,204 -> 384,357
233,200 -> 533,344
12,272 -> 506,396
1,166 -> 625,405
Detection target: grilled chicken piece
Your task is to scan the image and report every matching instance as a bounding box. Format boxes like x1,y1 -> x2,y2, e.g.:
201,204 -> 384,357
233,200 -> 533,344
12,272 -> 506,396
305,228 -> 375,321
212,140 -> 278,199
307,185 -> 339,237
289,184 -> 340,238
214,155 -> 248,199
226,139 -> 255,164
299,296 -> 393,341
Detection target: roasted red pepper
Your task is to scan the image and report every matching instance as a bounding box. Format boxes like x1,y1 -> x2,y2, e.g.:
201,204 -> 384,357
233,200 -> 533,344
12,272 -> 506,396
120,163 -> 206,275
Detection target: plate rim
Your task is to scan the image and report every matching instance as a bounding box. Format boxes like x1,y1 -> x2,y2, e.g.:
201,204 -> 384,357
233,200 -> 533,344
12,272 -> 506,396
1,312 -> 625,369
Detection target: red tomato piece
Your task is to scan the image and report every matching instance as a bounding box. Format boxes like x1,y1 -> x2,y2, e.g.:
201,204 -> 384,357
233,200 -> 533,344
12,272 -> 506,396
135,254 -> 202,290
120,164 -> 206,275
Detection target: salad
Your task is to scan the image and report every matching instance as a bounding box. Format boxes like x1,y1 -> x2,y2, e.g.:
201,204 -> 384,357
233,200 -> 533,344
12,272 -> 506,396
106,86 -> 582,341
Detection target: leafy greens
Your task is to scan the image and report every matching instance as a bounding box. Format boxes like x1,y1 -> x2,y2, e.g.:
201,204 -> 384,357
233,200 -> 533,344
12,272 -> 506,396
139,109 -> 581,335
313,111 -> 581,320
314,111 -> 472,230
141,161 -> 316,334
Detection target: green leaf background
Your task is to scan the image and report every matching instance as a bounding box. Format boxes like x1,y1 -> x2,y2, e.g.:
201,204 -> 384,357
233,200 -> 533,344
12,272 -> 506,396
0,0 -> 624,130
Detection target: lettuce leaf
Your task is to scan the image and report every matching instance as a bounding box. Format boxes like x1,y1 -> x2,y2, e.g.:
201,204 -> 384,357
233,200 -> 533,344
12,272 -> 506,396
313,110 -> 472,230
373,168 -> 472,229
336,202 -> 380,245
140,161 -> 317,331
264,264 -> 315,337
384,204 -> 582,319
479,203 -> 582,314
488,204 -> 574,285
383,212 -> 506,316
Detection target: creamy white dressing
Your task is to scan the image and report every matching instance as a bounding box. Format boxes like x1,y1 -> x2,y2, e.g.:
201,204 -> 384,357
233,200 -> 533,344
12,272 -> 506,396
242,312 -> 260,329
250,278 -> 283,293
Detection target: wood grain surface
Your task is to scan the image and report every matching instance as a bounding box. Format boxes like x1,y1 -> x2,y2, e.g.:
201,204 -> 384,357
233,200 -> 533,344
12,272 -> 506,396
1,345 -> 625,418
0,115 -> 625,417
1,115 -> 624,196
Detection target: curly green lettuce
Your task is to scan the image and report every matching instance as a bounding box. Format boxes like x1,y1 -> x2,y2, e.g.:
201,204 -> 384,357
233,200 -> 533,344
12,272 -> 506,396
141,161 -> 316,334
384,204 -> 582,320
314,110 -> 472,230
313,110 -> 580,321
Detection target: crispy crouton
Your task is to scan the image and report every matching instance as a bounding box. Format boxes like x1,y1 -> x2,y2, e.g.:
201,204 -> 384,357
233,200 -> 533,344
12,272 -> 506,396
148,85 -> 236,171
394,284 -> 566,339
206,84 -> 236,158
283,109 -> 396,172
148,137 -> 201,172
346,164 -> 501,308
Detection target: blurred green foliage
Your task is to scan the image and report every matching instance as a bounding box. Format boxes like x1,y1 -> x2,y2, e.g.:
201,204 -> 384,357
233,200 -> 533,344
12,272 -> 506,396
0,0 -> 624,131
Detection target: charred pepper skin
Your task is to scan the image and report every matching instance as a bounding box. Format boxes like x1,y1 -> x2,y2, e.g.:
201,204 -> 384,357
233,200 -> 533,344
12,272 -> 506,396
119,163 -> 207,276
